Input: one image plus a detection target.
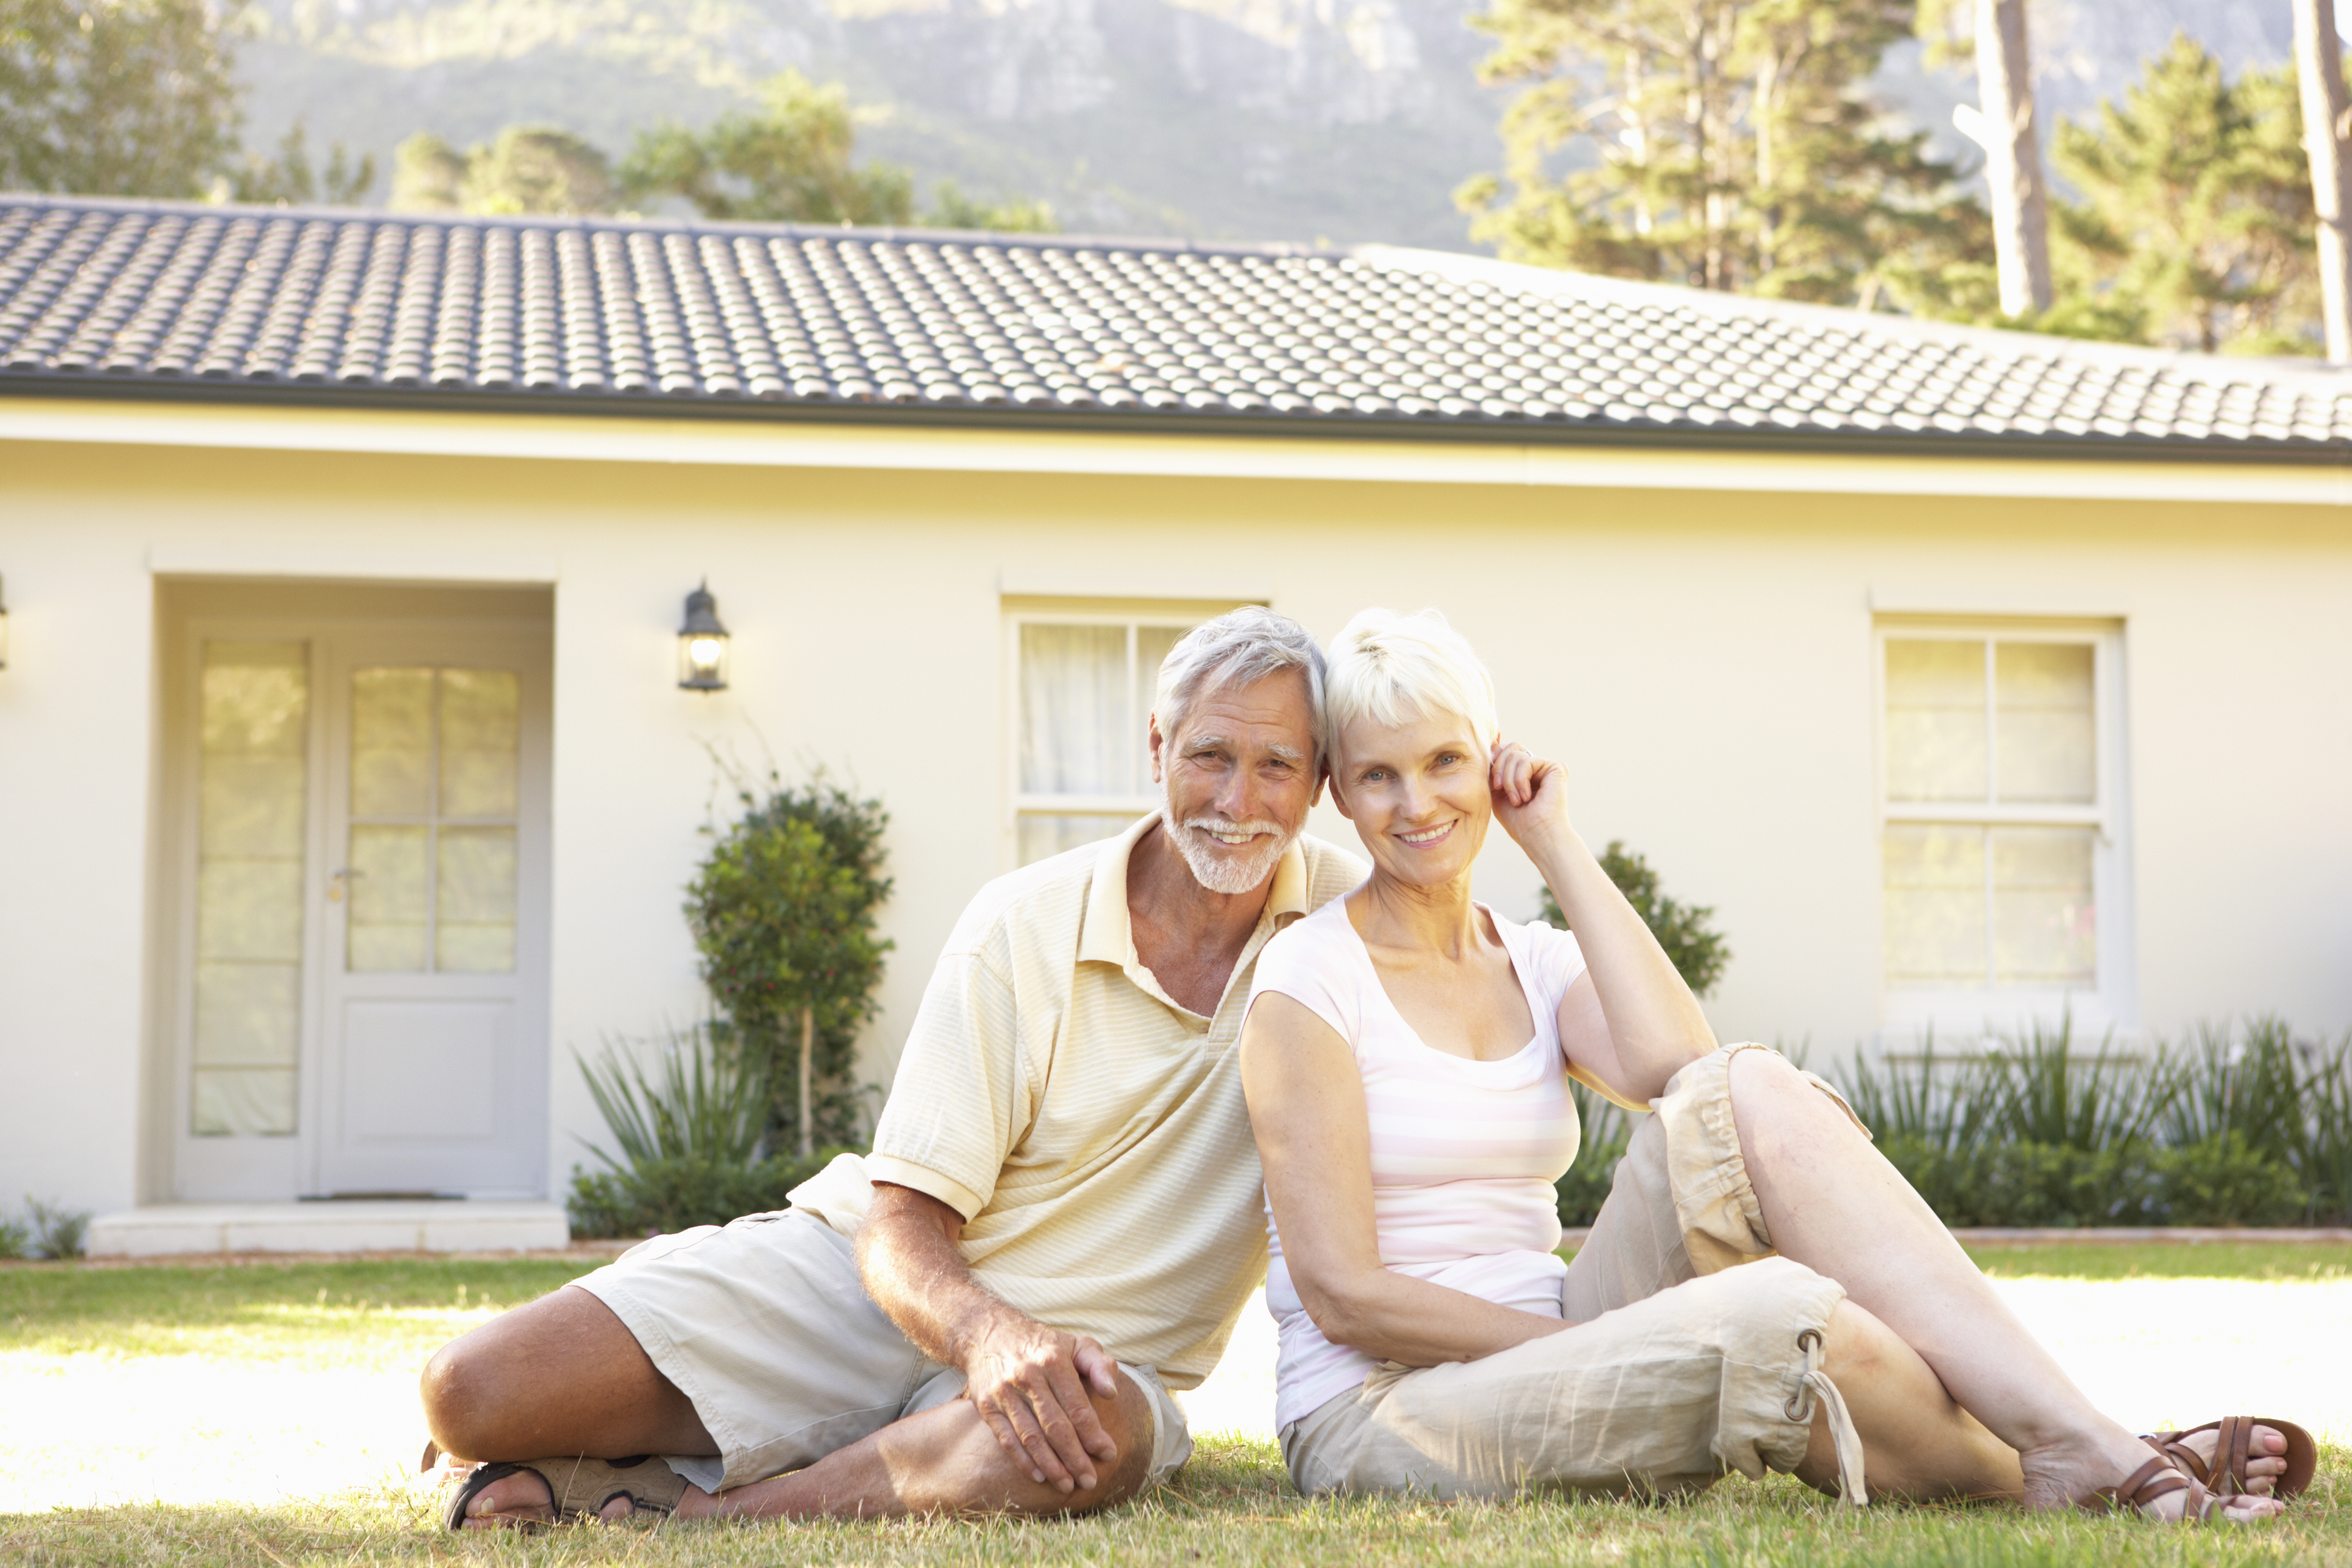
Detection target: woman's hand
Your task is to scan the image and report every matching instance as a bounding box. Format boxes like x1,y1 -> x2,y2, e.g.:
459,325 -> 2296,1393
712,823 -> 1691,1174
1488,738 -> 1570,852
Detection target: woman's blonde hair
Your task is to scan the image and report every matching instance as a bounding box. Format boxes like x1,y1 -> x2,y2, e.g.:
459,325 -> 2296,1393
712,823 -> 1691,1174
1324,607 -> 1499,760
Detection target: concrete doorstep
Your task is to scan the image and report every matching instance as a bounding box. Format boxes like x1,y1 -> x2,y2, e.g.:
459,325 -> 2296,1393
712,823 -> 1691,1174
83,1200 -> 570,1258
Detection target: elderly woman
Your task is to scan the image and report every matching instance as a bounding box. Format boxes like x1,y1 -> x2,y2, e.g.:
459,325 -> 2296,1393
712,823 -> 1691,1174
1238,607 -> 2312,1521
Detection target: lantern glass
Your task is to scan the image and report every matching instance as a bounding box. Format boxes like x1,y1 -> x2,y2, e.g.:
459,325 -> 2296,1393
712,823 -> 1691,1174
677,583 -> 730,692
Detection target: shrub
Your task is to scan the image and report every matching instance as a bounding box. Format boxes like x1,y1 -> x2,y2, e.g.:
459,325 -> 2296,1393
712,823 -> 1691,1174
1556,1080 -> 1632,1228
0,1212 -> 28,1260
1877,1135 -> 2303,1229
1536,841 -> 1729,998
688,771 -> 891,1156
21,1196 -> 90,1260
570,1148 -> 856,1240
568,1023 -> 856,1239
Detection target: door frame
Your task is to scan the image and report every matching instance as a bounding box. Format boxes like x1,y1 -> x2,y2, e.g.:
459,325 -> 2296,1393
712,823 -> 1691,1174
160,600 -> 554,1200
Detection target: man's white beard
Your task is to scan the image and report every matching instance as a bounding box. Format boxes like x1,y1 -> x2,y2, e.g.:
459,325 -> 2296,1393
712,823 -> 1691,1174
1161,792 -> 1294,896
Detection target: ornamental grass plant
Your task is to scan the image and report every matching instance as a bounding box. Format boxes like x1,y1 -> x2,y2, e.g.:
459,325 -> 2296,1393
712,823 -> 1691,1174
1560,1016 -> 2352,1230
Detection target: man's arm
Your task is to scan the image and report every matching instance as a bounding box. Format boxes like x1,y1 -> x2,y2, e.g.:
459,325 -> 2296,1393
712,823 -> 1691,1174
855,1181 -> 1123,1495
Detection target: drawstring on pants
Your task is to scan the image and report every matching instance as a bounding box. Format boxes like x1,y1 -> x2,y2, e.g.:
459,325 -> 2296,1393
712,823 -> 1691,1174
1786,1327 -> 1869,1507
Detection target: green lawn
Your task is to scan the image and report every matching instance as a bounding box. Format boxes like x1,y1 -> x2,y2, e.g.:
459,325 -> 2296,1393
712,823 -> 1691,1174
4,1246 -> 2349,1566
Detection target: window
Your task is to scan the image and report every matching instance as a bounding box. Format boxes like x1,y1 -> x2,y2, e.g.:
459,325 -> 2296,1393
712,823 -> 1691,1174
1009,610 -> 1202,866
1878,623 -> 2127,1031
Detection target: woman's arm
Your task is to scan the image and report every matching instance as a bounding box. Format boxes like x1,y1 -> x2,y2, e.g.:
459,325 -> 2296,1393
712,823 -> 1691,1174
1488,743 -> 1716,1107
1240,991 -> 1568,1366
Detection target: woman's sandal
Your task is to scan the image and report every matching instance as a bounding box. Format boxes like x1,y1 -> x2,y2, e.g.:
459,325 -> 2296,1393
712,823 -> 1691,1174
2140,1417 -> 2317,1502
441,1453 -> 687,1530
2089,1455 -> 2241,1522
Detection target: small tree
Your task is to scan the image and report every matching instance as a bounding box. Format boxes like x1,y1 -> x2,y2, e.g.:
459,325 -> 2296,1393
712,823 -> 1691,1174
0,0 -> 241,197
686,776 -> 891,1156
621,71 -> 915,226
389,125 -> 616,216
1537,839 -> 1730,997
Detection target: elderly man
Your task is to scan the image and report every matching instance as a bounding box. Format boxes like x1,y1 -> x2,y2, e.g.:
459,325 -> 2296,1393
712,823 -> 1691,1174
424,607 -> 1367,1526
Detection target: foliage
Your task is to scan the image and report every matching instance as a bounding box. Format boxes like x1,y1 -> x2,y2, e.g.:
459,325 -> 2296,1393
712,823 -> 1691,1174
225,117 -> 373,206
1835,1015 -> 2352,1227
2044,35 -> 2324,355
575,1022 -> 768,1174
1536,840 -> 1730,998
1555,1079 -> 1630,1226
567,1021 -> 860,1237
686,770 -> 892,1155
926,178 -> 1058,234
569,1147 -> 857,1239
390,125 -> 616,216
1878,1135 -> 2304,1229
1458,0 -> 1984,307
13,1194 -> 90,1259
0,0 -> 241,197
621,70 -> 915,225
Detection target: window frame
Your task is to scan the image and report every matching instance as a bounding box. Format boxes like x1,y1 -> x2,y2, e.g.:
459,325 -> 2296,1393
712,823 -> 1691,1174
1873,616 -> 2134,1042
1001,600 -> 1237,870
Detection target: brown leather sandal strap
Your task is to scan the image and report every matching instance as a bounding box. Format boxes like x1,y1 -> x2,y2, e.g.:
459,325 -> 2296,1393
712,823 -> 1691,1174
2142,1433 -> 2210,1486
2101,1455 -> 2191,1516
2213,1416 -> 2253,1498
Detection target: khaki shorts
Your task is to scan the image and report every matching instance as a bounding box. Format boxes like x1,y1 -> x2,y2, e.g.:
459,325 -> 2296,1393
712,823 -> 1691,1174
575,1208 -> 1193,1495
1281,1044 -> 1864,1500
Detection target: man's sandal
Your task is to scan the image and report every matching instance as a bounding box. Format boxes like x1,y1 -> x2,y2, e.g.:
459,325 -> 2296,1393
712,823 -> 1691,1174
2141,1417 -> 2317,1502
441,1454 -> 687,1530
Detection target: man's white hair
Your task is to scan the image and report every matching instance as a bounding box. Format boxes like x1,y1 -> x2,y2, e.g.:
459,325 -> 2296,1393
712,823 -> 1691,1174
1152,606 -> 1329,761
1325,607 -> 1499,758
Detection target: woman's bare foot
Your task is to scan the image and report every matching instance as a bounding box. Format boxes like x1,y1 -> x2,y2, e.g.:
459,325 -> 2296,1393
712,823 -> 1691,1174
2149,1423 -> 2292,1496
2017,1422 -> 2287,1522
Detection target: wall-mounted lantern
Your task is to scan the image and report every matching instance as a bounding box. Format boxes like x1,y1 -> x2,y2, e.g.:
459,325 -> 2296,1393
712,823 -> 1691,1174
677,580 -> 730,692
0,573 -> 10,671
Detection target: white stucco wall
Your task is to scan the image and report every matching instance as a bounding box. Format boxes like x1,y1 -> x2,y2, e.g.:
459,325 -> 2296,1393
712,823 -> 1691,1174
0,406 -> 2345,1214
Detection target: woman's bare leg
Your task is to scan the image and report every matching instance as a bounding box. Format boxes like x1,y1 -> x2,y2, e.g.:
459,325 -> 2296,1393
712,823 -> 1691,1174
1728,1049 -> 2286,1519
1805,1298 -> 2019,1502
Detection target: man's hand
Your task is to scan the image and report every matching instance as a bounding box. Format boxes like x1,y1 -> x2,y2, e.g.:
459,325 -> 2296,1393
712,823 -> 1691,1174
857,1182 -> 1126,1494
960,1310 -> 1122,1492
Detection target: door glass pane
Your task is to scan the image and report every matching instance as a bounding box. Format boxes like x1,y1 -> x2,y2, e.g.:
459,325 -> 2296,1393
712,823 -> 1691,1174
1996,642 -> 2095,804
1021,624 -> 1128,795
1883,824 -> 1985,986
1992,826 -> 2096,986
437,826 -> 517,972
351,668 -> 433,816
191,641 -> 308,1137
1134,625 -> 1186,787
440,669 -> 520,817
1885,639 -> 1987,802
348,825 -> 429,972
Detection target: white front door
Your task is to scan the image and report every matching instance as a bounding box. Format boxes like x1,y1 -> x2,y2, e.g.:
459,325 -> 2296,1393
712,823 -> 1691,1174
316,629 -> 551,1196
169,608 -> 551,1200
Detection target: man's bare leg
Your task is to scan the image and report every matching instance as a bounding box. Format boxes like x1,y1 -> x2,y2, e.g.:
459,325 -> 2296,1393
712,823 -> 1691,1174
422,1284 -> 717,1525
1729,1049 -> 2287,1519
433,1287 -> 1155,1526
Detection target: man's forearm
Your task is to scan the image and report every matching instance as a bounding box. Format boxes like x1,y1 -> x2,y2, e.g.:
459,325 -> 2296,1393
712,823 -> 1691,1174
856,1197 -> 1018,1367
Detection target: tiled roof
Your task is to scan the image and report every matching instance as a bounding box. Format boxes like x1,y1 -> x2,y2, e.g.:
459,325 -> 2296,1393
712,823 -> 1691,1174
2,195 -> 2347,455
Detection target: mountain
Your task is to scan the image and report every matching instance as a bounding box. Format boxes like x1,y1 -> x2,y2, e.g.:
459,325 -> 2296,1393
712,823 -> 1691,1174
233,0 -> 2315,253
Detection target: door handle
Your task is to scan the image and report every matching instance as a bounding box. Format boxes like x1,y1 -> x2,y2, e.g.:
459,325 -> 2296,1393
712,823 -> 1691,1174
327,867 -> 364,904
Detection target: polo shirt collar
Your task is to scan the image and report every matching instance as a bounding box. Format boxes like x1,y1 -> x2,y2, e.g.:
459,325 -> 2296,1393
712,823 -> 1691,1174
1078,811 -> 1311,966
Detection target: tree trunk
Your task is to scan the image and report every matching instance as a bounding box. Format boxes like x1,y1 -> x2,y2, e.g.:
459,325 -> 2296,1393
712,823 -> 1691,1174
2295,0 -> 2352,362
797,1004 -> 814,1159
1976,0 -> 2052,315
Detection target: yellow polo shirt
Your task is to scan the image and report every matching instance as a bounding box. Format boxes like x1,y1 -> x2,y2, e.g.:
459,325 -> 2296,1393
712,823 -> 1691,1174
791,813 -> 1366,1388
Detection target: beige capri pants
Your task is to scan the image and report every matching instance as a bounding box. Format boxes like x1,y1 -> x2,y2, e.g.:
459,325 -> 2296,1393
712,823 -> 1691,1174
1282,1044 -> 1872,1502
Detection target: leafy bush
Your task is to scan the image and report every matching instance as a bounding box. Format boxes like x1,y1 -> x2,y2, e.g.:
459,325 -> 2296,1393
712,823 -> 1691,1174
8,1196 -> 91,1260
567,1023 -> 861,1238
1877,1135 -> 2303,1229
570,1149 -> 856,1240
0,1212 -> 28,1260
1556,1080 -> 1631,1228
1536,840 -> 1729,998
688,771 -> 892,1156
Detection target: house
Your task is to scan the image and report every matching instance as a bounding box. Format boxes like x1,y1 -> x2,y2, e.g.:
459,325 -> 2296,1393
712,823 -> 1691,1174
1,194 -> 2345,1253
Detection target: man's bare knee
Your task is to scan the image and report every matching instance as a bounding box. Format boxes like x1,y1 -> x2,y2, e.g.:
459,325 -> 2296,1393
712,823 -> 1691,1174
417,1282 -> 682,1462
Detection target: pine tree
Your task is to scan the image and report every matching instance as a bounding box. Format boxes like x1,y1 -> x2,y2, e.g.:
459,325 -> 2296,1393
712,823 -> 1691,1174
1457,0 -> 1982,306
2050,35 -> 2322,355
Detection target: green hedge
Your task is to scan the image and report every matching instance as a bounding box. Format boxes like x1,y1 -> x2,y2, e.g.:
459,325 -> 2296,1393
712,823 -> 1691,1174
569,1147 -> 857,1240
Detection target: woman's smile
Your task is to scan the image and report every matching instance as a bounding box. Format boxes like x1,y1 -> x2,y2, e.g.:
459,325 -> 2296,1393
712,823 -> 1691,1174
1396,821 -> 1456,847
